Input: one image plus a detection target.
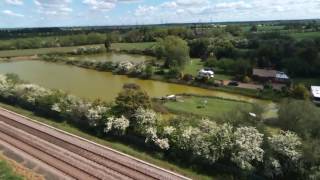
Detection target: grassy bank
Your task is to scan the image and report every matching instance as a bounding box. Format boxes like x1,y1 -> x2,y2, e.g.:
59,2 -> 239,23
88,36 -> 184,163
290,31 -> 320,40
0,102 -> 214,180
0,44 -> 105,58
0,42 -> 157,58
0,156 -> 23,180
293,77 -> 320,86
164,96 -> 252,118
111,42 -> 156,51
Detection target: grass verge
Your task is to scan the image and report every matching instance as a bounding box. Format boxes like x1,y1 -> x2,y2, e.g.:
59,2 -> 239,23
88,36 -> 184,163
0,156 -> 23,180
111,42 -> 156,51
164,96 -> 252,118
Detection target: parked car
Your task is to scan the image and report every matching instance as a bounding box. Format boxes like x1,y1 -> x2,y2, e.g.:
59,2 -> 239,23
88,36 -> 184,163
228,81 -> 239,86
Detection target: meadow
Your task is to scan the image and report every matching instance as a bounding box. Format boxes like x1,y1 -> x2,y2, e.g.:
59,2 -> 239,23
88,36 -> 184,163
164,96 -> 252,118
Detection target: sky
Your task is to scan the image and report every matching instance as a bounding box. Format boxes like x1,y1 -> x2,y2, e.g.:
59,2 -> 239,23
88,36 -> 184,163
0,0 -> 320,28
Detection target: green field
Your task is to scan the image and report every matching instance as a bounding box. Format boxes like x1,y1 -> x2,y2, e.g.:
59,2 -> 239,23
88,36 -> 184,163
0,158 -> 23,180
290,31 -> 320,40
0,42 -> 156,58
0,44 -> 105,58
183,59 -> 204,75
164,96 -> 252,118
111,42 -> 156,51
0,102 -> 213,180
293,77 -> 320,86
183,59 -> 233,80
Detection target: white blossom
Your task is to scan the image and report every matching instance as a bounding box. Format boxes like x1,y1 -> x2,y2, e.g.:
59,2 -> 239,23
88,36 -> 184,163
0,74 -> 12,97
85,105 -> 108,127
264,157 -> 282,178
134,108 -> 157,134
154,138 -> 170,150
116,61 -> 134,72
13,84 -> 52,104
105,116 -> 130,135
206,123 -> 233,162
231,126 -> 264,170
268,131 -> 302,161
163,126 -> 176,136
145,127 -> 158,143
131,63 -> 146,74
51,103 -> 61,112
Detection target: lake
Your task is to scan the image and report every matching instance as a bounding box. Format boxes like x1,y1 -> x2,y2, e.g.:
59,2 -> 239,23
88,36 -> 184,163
0,60 -> 272,107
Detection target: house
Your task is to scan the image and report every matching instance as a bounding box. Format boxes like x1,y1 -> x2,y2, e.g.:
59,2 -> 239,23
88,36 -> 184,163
311,86 -> 320,105
252,68 -> 289,83
198,68 -> 214,79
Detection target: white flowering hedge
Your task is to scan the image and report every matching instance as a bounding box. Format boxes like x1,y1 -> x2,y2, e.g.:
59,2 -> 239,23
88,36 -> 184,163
42,54 -> 150,78
0,74 -> 305,177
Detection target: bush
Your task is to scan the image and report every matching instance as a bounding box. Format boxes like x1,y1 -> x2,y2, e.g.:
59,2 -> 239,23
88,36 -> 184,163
290,84 -> 310,100
182,74 -> 193,81
113,84 -> 151,117
264,81 -> 273,90
242,76 -> 251,83
144,64 -> 154,78
166,68 -> 182,79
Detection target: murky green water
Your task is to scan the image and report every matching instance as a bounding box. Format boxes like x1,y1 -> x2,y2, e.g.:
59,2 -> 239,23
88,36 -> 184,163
69,52 -> 150,63
0,60 -> 273,108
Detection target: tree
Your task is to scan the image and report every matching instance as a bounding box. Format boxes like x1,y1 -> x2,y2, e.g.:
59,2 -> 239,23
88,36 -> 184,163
104,39 -> 111,51
267,131 -> 302,177
133,107 -> 157,135
225,25 -> 242,36
114,84 -> 151,117
250,25 -> 258,32
231,126 -> 264,171
155,36 -> 190,69
278,100 -> 320,139
269,131 -> 302,162
188,38 -> 210,59
104,116 -> 130,135
291,84 -> 310,100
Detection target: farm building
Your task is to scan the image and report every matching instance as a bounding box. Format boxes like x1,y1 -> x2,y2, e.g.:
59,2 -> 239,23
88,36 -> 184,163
252,68 -> 289,83
311,86 -> 320,105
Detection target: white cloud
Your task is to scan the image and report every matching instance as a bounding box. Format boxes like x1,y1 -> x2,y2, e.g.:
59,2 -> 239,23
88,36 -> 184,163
83,0 -> 117,11
161,2 -> 177,9
215,1 -> 252,10
5,0 -> 23,5
34,0 -> 73,15
176,0 -> 209,7
82,0 -> 141,11
134,5 -> 158,16
2,10 -> 24,17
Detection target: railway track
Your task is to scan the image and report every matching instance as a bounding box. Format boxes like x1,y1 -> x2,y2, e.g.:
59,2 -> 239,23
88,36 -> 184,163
0,108 -> 189,180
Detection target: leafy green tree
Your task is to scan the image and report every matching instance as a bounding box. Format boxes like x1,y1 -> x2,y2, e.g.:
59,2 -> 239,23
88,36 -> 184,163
188,38 -> 210,59
144,64 -> 154,78
225,25 -> 243,36
291,84 -> 310,100
250,25 -> 258,32
104,39 -> 112,51
155,36 -> 190,69
113,84 -> 151,117
278,100 -> 320,139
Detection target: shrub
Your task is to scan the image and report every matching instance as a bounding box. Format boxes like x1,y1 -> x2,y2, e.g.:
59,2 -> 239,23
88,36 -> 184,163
242,76 -> 251,83
290,84 -> 310,100
114,84 -> 151,117
182,74 -> 193,81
